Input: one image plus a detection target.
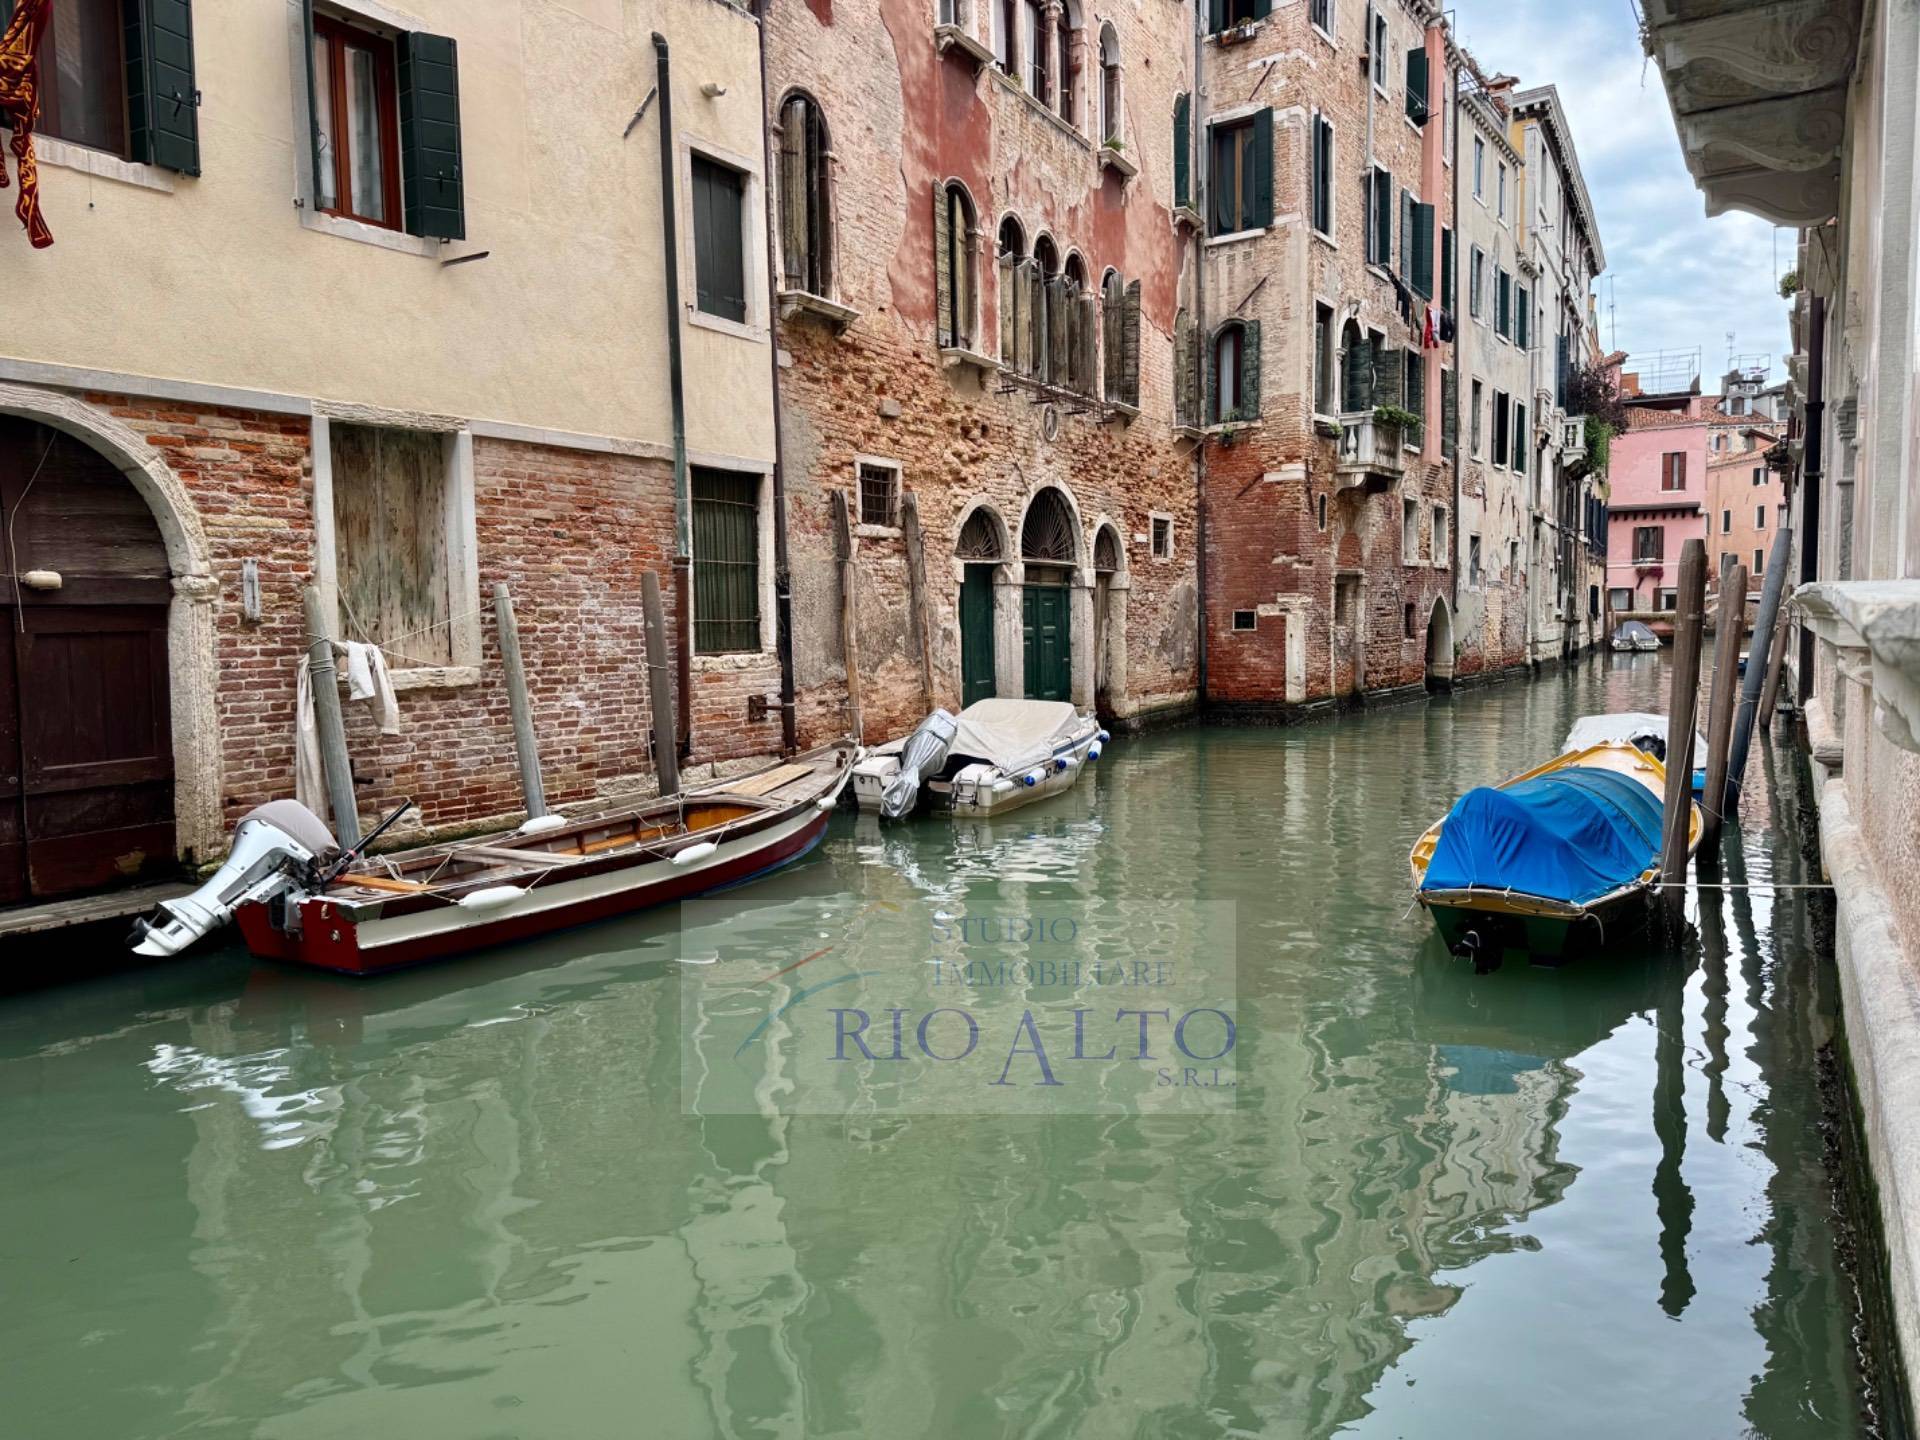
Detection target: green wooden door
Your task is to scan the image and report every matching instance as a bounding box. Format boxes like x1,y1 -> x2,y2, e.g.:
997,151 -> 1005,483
1022,583 -> 1071,702
960,565 -> 996,706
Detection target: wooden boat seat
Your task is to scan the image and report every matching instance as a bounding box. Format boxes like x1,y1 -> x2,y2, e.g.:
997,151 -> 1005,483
340,873 -> 434,895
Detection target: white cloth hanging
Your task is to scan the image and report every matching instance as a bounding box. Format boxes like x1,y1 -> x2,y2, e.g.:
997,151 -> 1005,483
293,642 -> 402,825
341,641 -> 401,735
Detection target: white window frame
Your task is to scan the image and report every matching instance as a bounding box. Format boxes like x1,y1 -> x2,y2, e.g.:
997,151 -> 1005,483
1149,511 -> 1175,562
310,409 -> 483,685
1472,136 -> 1484,199
1469,246 -> 1484,320
679,133 -> 770,342
1432,505 -> 1449,568
1370,10 -> 1389,98
1309,110 -> 1336,241
1309,0 -> 1335,43
1497,161 -> 1508,221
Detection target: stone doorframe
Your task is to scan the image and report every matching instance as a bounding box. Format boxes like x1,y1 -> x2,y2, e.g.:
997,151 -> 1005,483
0,383 -> 224,864
1089,515 -> 1130,714
1014,481 -> 1094,709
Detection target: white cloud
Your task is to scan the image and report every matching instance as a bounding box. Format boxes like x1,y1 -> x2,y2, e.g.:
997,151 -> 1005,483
1459,0 -> 1794,382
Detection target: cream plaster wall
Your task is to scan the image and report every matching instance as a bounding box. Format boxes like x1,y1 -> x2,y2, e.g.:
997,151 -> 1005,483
0,0 -> 773,462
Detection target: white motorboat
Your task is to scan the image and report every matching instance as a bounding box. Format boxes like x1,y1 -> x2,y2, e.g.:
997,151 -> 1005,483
852,699 -> 1107,819
1610,621 -> 1662,651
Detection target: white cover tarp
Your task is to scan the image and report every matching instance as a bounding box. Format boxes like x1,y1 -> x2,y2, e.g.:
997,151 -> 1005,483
949,699 -> 1084,776
1562,712 -> 1707,761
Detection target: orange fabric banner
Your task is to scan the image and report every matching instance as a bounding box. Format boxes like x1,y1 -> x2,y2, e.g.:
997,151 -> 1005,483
0,0 -> 55,248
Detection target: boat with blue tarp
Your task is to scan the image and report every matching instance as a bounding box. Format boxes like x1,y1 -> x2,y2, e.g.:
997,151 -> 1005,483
1409,741 -> 1701,963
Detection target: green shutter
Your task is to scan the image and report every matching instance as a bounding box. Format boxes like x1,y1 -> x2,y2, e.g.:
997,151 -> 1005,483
1372,171 -> 1393,267
1174,94 -> 1190,210
1344,335 -> 1373,412
1209,0 -> 1226,33
1208,125 -> 1233,235
1517,287 -> 1530,350
1398,190 -> 1411,280
1405,48 -> 1429,125
398,32 -> 465,240
693,156 -> 747,322
300,0 -> 324,203
1441,368 -> 1458,460
126,0 -> 200,176
1411,200 -> 1434,299
1253,0 -> 1273,17
1376,344 -> 1402,411
1513,403 -> 1527,474
1250,109 -> 1274,229
1441,226 -> 1454,310
1239,320 -> 1261,419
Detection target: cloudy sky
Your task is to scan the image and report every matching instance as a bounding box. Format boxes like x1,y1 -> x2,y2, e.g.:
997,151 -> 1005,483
1454,0 -> 1793,390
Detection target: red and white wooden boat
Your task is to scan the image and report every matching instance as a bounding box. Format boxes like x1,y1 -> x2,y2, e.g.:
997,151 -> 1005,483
130,742 -> 856,975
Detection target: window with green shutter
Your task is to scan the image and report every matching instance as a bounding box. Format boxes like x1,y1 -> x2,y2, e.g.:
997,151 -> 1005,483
1209,114 -> 1266,234
1440,226 -> 1454,310
693,155 -> 748,323
1366,167 -> 1392,267
1516,284 -> 1530,350
1405,47 -> 1429,125
126,0 -> 201,176
1173,94 -> 1191,210
1310,114 -> 1333,236
398,32 -> 464,240
1410,200 -> 1434,299
1513,402 -> 1527,474
692,469 -> 761,654
1496,269 -> 1511,339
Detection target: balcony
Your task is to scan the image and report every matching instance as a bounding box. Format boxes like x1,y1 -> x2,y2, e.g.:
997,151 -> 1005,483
934,23 -> 994,72
1334,412 -> 1409,490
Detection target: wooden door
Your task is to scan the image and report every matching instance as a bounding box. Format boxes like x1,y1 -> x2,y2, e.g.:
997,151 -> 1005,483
1022,582 -> 1071,702
0,419 -> 175,900
960,564 -> 996,706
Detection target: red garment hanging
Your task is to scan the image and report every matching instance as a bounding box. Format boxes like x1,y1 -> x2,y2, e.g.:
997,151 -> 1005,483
0,0 -> 56,248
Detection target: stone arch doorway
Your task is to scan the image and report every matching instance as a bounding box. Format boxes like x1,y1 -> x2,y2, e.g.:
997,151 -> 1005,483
1091,521 -> 1128,718
1019,486 -> 1080,704
0,387 -> 221,900
1424,596 -> 1455,690
954,502 -> 1010,708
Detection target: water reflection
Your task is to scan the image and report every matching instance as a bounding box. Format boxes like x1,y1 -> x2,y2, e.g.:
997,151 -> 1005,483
0,656 -> 1869,1439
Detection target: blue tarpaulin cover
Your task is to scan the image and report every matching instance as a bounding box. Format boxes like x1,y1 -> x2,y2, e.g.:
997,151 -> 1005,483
1421,766 -> 1666,906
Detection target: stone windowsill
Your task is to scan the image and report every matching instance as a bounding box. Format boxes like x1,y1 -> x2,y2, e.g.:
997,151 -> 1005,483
778,289 -> 860,331
330,665 -> 481,695
1173,204 -> 1204,229
1206,226 -> 1267,249
692,651 -> 777,674
301,205 -> 445,259
1098,146 -> 1138,181
35,135 -> 176,193
934,22 -> 994,70
853,522 -> 902,540
1106,400 -> 1141,425
1796,579 -> 1920,754
940,345 -> 998,377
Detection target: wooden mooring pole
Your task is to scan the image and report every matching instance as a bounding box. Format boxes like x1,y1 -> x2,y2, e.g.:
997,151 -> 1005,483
900,491 -> 938,715
493,583 -> 547,818
1724,527 -> 1793,806
1657,540 -> 1707,918
301,585 -> 362,847
1700,562 -> 1749,859
1757,592 -> 1793,728
830,490 -> 863,741
642,570 -> 681,798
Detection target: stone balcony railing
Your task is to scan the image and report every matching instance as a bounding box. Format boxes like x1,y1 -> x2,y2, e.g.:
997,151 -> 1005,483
1796,580 -> 1920,755
1334,412 -> 1409,489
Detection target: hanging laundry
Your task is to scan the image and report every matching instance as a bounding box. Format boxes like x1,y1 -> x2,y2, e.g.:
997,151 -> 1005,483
1439,310 -> 1457,343
0,0 -> 55,247
341,641 -> 401,735
1423,307 -> 1439,350
294,657 -> 329,823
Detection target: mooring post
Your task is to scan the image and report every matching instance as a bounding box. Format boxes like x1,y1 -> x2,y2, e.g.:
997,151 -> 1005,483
1757,579 -> 1793,729
830,490 -> 863,741
301,585 -> 362,847
900,491 -> 937,715
1658,540 -> 1707,917
1724,527 -> 1793,807
1700,563 -> 1748,858
493,583 -> 547,819
641,570 -> 681,798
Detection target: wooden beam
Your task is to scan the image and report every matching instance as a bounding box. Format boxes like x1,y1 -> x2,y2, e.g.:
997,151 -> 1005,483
493,583 -> 547,819
1658,540 -> 1707,918
642,570 -> 681,797
302,586 -> 362,847
1699,563 -> 1748,858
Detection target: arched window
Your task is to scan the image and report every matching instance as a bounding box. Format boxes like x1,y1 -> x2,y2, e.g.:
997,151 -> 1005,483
1024,0 -> 1049,100
998,215 -> 1026,261
776,92 -> 831,298
1341,319 -> 1371,413
1211,321 -> 1260,424
935,182 -> 977,351
1099,25 -> 1121,146
1056,3 -> 1080,125
995,0 -> 1017,70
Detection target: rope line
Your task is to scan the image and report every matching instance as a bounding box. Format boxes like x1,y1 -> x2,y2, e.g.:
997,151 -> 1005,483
6,434 -> 55,629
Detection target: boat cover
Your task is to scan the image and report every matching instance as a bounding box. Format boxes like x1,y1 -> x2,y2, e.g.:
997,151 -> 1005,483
880,709 -> 958,819
1422,766 -> 1666,906
1561,712 -> 1707,764
949,699 -> 1084,776
1612,621 -> 1657,645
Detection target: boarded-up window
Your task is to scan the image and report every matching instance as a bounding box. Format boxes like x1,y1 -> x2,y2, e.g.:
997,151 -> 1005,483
777,93 -> 832,297
693,469 -> 761,653
693,154 -> 748,323
331,424 -> 452,667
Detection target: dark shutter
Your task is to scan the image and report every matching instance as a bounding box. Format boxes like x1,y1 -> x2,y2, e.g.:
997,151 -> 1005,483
1398,190 -> 1411,280
1411,201 -> 1434,299
1517,287 -> 1530,350
1250,109 -> 1274,229
300,0 -> 323,201
1239,320 -> 1261,419
692,469 -> 761,654
1209,0 -> 1226,33
1310,115 -> 1332,234
1513,403 -> 1527,473
1121,279 -> 1142,408
1372,170 -> 1393,267
398,32 -> 465,240
1344,335 -> 1373,412
1405,47 -> 1429,125
1441,368 -> 1458,459
693,156 -> 747,323
1441,226 -> 1454,310
1253,0 -> 1272,16
1376,344 -> 1402,411
935,184 -> 956,349
1174,94 -> 1191,210
126,0 -> 200,176
1208,125 -> 1234,235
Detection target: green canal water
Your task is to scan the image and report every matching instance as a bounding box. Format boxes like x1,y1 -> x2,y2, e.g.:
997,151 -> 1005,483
0,656 -> 1881,1438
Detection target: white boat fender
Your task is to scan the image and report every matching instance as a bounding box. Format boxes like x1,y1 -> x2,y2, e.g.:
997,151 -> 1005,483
458,885 -> 528,912
1087,744 -> 1101,761
672,841 -> 720,867
815,797 -> 836,811
515,813 -> 568,837
1097,730 -> 1111,744
1023,770 -> 1043,787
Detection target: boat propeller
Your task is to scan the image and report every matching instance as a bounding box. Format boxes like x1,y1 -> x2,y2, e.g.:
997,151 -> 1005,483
1450,928 -> 1501,975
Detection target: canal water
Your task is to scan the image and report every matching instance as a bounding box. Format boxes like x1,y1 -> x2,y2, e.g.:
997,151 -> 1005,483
0,656 -> 1880,1438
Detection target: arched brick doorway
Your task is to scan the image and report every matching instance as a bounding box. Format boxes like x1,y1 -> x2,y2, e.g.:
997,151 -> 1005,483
1,418 -> 175,902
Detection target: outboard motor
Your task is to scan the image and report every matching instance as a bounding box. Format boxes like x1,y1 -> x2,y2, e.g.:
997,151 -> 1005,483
880,708 -> 959,819
129,801 -> 339,957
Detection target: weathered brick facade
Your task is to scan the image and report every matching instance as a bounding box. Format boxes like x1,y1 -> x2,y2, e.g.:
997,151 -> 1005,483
1197,0 -> 1459,714
765,0 -> 1202,742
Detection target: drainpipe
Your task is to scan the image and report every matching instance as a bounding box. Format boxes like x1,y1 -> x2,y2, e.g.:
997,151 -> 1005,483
1192,4 -> 1209,709
1448,53 -> 1461,620
755,4 -> 800,754
653,33 -> 694,757
1796,293 -> 1825,706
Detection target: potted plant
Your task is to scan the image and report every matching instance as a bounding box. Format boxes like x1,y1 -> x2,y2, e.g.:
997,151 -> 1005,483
1314,416 -> 1343,440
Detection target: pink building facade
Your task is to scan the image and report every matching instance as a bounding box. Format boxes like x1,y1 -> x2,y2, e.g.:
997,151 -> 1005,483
1605,399 -> 1709,613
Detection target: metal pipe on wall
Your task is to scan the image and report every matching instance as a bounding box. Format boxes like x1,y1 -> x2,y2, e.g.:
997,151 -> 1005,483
652,33 -> 694,757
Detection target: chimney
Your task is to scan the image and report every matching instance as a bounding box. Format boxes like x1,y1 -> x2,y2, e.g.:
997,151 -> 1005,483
1483,74 -> 1518,117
